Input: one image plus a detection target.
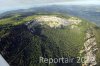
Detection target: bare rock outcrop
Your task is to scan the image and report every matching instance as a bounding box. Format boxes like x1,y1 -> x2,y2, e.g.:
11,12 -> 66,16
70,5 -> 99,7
83,28 -> 98,66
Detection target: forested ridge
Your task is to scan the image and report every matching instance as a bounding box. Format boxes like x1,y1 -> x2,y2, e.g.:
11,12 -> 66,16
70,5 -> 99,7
0,13 -> 100,66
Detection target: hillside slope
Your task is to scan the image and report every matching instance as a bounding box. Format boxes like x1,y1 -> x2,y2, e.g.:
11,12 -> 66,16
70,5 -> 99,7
0,14 -> 100,66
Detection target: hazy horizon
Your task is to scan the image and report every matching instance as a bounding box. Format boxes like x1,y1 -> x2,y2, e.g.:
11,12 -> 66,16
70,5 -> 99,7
0,0 -> 100,13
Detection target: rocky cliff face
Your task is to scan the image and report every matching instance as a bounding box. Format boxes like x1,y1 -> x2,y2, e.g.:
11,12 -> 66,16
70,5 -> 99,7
83,28 -> 98,66
25,15 -> 82,29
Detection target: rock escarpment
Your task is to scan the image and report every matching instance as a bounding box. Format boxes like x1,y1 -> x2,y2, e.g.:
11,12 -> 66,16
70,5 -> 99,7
25,15 -> 82,29
83,28 -> 98,66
